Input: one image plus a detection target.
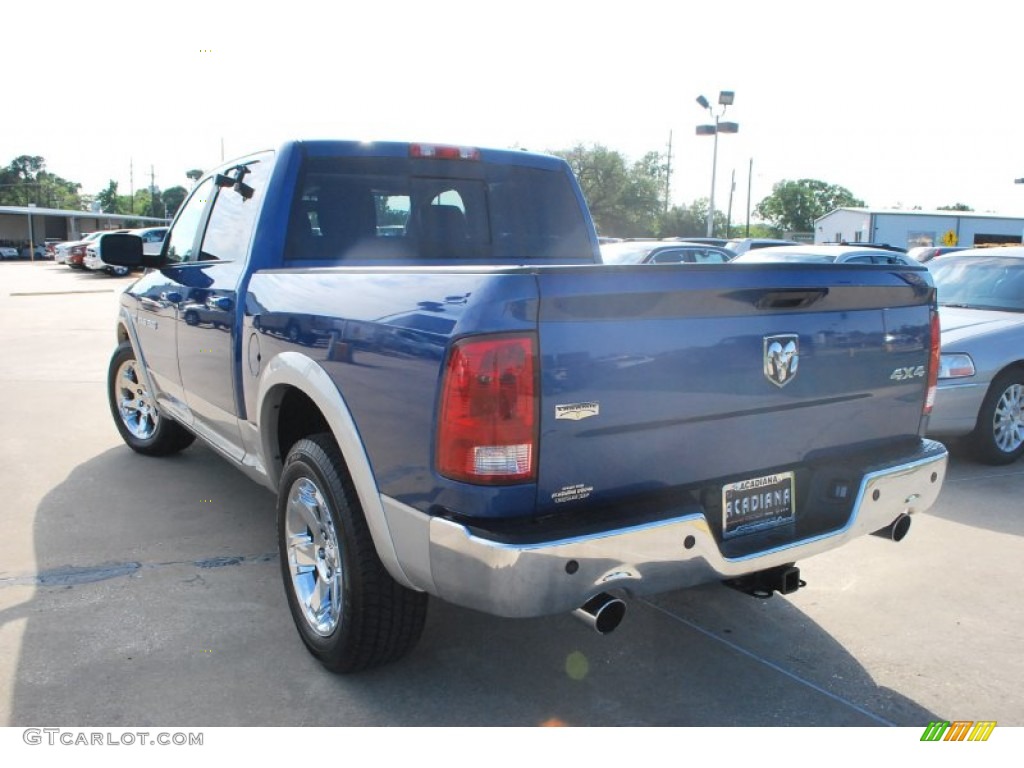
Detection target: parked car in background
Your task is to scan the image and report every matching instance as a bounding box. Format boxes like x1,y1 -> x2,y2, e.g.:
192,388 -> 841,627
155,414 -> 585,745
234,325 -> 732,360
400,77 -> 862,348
724,237 -> 800,255
661,236 -> 731,247
926,247 -> 1024,464
129,226 -> 168,256
21,244 -> 49,259
56,232 -> 103,266
600,240 -> 735,264
824,241 -> 907,253
908,246 -> 968,263
0,245 -> 19,260
44,238 -> 63,258
732,244 -> 917,266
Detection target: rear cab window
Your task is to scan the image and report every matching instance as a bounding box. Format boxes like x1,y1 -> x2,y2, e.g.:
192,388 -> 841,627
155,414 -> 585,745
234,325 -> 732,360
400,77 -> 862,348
284,154 -> 594,265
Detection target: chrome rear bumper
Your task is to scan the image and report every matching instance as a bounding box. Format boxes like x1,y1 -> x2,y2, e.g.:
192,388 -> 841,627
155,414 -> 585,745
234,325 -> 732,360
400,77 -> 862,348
387,440 -> 948,618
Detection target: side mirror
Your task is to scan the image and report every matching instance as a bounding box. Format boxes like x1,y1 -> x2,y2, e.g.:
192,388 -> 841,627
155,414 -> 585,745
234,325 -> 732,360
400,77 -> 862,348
102,233 -> 168,270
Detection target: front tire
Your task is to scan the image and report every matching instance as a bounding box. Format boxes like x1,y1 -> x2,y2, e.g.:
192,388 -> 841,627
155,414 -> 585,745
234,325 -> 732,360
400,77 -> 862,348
278,434 -> 427,673
970,369 -> 1024,465
107,341 -> 195,456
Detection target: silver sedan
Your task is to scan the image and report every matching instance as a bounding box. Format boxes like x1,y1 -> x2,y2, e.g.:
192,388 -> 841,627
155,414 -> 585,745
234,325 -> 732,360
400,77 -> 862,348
928,247 -> 1024,464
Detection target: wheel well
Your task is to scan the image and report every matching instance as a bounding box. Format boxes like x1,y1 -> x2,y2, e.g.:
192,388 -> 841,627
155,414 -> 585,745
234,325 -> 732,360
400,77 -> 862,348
994,361 -> 1024,380
275,387 -> 331,464
117,324 -> 130,344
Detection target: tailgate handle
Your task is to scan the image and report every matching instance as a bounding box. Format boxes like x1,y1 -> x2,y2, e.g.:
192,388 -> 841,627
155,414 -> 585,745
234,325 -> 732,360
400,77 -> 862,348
755,288 -> 829,310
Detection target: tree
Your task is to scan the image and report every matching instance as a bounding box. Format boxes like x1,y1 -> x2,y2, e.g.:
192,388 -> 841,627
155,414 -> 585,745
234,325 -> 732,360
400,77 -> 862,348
0,155 -> 82,209
132,188 -> 154,217
655,199 -> 727,239
162,186 -> 188,217
552,144 -> 666,237
755,179 -> 865,233
938,203 -> 973,211
97,180 -> 122,214
186,168 -> 204,184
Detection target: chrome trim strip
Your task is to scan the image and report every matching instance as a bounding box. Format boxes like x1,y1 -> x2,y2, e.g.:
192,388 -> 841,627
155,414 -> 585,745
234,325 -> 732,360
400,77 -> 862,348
424,441 -> 948,618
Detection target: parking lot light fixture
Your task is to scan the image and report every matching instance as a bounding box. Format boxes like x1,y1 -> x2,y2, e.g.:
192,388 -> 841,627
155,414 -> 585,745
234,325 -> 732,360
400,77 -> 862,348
695,90 -> 739,237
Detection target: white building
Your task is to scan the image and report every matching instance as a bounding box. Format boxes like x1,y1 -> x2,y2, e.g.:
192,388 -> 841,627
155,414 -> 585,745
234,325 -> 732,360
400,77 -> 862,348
815,208 -> 1024,249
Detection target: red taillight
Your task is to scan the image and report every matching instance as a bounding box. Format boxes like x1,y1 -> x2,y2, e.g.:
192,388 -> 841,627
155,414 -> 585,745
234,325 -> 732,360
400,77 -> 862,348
437,334 -> 537,485
924,309 -> 940,415
410,143 -> 481,161
71,245 -> 85,256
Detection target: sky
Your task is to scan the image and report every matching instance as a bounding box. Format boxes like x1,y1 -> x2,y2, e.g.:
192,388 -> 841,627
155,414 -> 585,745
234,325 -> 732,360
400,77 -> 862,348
5,0 -> 1023,220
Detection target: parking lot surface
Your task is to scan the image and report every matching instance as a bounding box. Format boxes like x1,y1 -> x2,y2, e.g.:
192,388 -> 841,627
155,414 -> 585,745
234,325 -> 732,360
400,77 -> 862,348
1,262 -> 1022,727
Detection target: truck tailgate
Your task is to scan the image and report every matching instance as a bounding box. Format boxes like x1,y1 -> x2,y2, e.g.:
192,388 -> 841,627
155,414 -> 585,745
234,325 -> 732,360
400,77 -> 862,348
534,264 -> 934,519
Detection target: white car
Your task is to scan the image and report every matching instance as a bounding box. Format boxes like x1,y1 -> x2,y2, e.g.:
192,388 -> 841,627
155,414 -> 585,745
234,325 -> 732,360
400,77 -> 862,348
0,245 -> 20,260
55,232 -> 102,265
128,226 -> 168,256
732,244 -> 917,266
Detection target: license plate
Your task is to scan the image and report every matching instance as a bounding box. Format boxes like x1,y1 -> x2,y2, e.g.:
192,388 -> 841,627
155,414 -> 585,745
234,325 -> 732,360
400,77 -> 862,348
722,471 -> 795,538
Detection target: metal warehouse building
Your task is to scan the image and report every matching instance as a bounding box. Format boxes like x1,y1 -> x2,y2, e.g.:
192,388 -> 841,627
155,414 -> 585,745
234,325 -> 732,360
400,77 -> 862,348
0,204 -> 169,252
815,208 -> 1024,249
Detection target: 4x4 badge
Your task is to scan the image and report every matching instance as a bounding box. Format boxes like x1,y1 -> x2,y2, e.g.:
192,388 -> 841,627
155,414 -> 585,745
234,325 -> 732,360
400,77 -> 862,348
764,335 -> 799,388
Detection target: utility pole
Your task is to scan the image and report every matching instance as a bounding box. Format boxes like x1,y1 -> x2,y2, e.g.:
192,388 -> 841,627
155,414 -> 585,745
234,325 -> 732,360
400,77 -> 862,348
664,130 -> 673,215
150,165 -> 157,218
129,158 -> 134,215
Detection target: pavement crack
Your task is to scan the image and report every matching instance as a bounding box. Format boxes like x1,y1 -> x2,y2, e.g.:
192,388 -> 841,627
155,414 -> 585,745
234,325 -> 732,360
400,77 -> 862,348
0,551 -> 278,588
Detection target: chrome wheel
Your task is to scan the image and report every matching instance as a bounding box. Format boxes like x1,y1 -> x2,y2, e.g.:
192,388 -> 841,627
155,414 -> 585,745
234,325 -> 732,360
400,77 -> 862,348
284,476 -> 343,637
992,383 -> 1024,454
115,358 -> 159,440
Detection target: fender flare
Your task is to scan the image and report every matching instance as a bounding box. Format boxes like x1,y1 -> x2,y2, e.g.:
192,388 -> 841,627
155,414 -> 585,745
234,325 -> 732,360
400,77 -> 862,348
256,351 -> 416,590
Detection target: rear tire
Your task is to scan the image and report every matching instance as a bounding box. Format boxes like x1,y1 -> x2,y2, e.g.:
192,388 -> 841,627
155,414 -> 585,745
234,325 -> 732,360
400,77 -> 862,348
278,434 -> 427,673
107,341 -> 195,456
970,369 -> 1024,465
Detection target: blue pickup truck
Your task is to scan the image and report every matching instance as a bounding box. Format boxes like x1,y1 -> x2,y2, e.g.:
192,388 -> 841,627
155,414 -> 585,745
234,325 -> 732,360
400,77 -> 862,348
103,140 -> 948,673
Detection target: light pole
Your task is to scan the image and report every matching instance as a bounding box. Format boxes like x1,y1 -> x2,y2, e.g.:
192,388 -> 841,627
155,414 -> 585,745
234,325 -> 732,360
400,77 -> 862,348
696,90 -> 738,238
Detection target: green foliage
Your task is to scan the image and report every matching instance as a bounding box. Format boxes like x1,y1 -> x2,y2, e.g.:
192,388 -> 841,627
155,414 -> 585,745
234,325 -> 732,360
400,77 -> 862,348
162,186 -> 188,217
97,180 -> 121,214
132,189 -> 153,217
938,202 -> 973,211
656,199 -> 726,239
755,179 -> 865,233
186,169 -> 204,182
0,155 -> 82,209
552,144 -> 666,237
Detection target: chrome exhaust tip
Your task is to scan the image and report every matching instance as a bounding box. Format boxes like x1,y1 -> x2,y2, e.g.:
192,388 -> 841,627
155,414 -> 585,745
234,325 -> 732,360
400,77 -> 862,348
573,593 -> 626,635
872,513 -> 912,542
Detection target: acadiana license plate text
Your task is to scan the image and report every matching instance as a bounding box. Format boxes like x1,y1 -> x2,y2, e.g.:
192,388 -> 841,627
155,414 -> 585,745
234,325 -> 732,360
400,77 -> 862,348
722,471 -> 795,538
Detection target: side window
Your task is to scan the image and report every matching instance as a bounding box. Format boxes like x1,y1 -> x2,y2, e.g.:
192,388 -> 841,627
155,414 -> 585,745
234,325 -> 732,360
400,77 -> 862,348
164,179 -> 214,263
198,157 -> 272,262
651,250 -> 685,263
694,249 -> 729,263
